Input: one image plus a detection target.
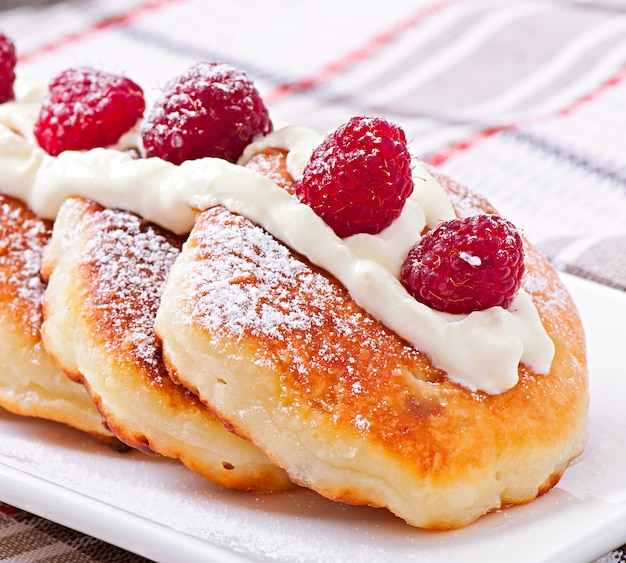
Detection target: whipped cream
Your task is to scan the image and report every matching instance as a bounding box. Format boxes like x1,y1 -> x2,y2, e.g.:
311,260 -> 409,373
0,99 -> 554,394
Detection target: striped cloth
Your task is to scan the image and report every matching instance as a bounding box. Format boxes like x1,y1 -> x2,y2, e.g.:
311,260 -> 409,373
0,0 -> 625,561
0,504 -> 149,562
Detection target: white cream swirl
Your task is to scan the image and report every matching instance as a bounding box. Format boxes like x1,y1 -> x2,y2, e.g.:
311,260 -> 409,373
0,101 -> 554,394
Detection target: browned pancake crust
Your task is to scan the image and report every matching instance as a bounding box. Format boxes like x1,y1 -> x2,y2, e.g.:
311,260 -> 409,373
0,193 -> 122,447
156,155 -> 587,528
244,148 -> 295,194
41,196 -> 293,492
0,194 -> 50,336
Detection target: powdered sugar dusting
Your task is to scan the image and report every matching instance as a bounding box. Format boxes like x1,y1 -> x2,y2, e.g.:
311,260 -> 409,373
188,209 -> 328,342
182,208 -> 362,375
522,247 -> 576,344
0,195 -> 50,335
79,206 -> 183,372
175,206 -> 433,410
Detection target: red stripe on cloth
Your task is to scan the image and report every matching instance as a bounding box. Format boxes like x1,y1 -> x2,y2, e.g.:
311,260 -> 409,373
0,503 -> 22,515
426,62 -> 626,167
560,63 -> 626,116
265,0 -> 458,105
17,0 -> 183,64
426,125 -> 512,167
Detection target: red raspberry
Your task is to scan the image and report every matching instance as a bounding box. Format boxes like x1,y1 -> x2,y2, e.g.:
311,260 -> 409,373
295,116 -> 413,238
400,214 -> 525,314
141,62 -> 273,165
0,32 -> 16,103
34,67 -> 145,156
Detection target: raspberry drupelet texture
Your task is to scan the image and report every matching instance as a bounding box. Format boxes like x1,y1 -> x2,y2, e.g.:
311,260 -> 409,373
0,32 -> 16,104
400,214 -> 525,314
295,116 -> 414,238
34,67 -> 145,156
141,62 -> 273,165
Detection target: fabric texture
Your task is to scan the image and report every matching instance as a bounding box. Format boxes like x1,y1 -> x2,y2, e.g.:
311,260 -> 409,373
0,503 -> 150,562
0,0 -> 624,561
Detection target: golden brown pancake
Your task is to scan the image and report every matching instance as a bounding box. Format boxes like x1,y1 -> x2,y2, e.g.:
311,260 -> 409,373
41,196 -> 293,492
0,193 -> 122,447
155,152 -> 588,529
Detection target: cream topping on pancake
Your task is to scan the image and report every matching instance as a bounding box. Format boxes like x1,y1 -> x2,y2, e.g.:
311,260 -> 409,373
0,98 -> 554,393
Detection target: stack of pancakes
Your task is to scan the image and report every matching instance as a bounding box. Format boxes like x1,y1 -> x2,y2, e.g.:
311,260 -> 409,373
0,176 -> 292,491
40,195 -> 292,492
0,193 -> 123,449
0,127 -> 588,528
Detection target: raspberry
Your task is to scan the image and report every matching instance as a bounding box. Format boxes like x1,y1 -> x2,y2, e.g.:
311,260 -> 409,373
0,32 -> 16,103
295,116 -> 413,238
141,62 -> 273,165
400,214 -> 525,314
34,67 -> 145,156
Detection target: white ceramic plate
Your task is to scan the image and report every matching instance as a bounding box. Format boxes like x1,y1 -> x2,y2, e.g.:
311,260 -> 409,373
0,274 -> 624,563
